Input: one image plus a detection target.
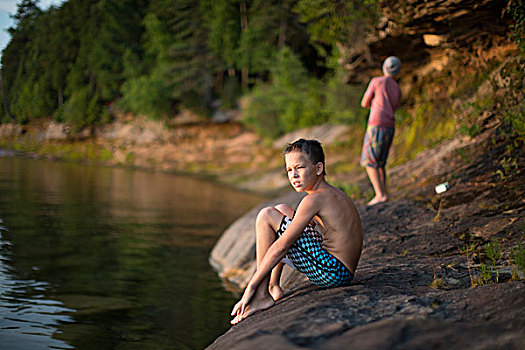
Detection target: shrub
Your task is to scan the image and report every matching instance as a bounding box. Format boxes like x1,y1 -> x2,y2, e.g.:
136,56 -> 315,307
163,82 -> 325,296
323,56 -> 368,125
508,0 -> 525,52
55,87 -> 109,129
242,47 -> 326,139
11,79 -> 55,123
511,241 -> 525,278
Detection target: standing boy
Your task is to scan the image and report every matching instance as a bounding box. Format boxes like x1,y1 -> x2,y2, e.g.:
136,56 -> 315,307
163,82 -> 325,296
231,139 -> 363,325
360,56 -> 402,206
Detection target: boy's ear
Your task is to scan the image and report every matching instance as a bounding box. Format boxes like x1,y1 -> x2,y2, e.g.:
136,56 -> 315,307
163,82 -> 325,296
316,162 -> 324,176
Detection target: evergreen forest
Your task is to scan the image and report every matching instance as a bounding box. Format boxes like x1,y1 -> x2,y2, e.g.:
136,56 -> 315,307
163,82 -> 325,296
0,0 -> 522,141
0,0 -> 380,135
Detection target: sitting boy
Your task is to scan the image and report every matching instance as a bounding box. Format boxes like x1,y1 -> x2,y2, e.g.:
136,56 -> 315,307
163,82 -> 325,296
231,139 -> 363,324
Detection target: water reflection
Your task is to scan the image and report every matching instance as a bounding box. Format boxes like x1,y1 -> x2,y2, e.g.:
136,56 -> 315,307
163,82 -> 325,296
0,157 -> 264,349
0,223 -> 75,350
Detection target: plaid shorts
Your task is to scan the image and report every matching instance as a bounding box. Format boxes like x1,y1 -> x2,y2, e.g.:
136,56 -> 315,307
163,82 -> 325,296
360,125 -> 394,168
277,216 -> 353,288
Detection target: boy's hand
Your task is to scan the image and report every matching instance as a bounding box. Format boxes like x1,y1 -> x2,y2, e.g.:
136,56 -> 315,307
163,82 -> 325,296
231,285 -> 255,319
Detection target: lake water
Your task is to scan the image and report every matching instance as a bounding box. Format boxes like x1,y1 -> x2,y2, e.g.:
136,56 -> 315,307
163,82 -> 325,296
0,156 -> 264,349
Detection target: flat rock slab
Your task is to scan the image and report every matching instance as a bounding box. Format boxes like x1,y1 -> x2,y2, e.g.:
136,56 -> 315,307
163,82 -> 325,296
208,101 -> 524,349
208,190 -> 524,349
208,271 -> 524,350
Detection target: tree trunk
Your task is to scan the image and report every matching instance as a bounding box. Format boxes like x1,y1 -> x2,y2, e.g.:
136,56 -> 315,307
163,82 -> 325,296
58,86 -> 64,106
240,0 -> 248,90
0,69 -> 16,122
215,70 -> 224,93
278,18 -> 287,48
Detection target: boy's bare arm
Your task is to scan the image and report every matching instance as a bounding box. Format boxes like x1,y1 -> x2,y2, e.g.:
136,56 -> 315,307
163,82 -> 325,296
231,196 -> 321,317
361,91 -> 372,108
246,196 -> 320,289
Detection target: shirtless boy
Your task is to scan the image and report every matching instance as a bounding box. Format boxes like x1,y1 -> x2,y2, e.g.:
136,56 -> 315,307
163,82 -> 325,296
230,139 -> 363,325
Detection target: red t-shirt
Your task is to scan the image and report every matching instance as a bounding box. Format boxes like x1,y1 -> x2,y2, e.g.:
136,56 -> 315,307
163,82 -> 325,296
363,76 -> 401,128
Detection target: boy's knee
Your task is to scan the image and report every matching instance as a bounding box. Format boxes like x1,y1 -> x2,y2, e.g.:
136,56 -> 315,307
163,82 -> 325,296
274,204 -> 294,218
256,206 -> 283,227
256,206 -> 276,223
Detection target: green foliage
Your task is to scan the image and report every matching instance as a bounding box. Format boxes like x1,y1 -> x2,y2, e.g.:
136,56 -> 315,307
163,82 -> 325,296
450,71 -> 488,100
293,0 -> 379,54
323,53 -> 368,124
0,0 -> 516,152
457,97 -> 495,138
1,0 -> 147,125
165,0 -> 217,110
119,13 -> 174,119
236,0 -> 308,75
476,263 -> 494,285
471,238 -> 503,286
242,47 -> 325,139
460,243 -> 491,287
55,87 -> 108,129
458,123 -> 481,138
390,98 -> 456,166
88,0 -> 148,101
504,109 -> 525,138
485,239 -> 501,265
125,151 -> 136,165
10,78 -> 55,123
204,0 -> 240,68
120,71 -> 173,119
466,239 -> 504,286
0,0 -> 370,128
494,157 -> 521,181
507,0 -> 525,52
332,181 -> 362,200
511,241 -> 525,278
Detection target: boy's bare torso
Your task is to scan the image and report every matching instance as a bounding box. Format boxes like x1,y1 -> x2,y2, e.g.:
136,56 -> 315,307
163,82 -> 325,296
230,143 -> 364,324
307,182 -> 363,274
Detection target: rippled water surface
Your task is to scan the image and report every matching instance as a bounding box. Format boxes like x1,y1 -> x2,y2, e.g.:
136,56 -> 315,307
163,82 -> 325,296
0,157 -> 264,349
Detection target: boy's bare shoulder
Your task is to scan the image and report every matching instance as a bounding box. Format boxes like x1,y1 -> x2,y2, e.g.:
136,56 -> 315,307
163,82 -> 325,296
326,182 -> 352,201
308,182 -> 351,205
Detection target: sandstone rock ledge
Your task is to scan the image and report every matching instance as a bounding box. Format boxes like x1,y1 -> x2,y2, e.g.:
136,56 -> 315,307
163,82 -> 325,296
208,279 -> 524,350
208,199 -> 525,349
208,117 -> 524,349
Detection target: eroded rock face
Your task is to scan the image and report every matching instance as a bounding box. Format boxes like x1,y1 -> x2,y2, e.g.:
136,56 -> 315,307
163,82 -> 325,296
341,0 -> 511,82
0,123 -> 22,138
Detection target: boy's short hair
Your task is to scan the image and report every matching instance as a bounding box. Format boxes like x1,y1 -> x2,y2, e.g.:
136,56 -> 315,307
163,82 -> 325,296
282,139 -> 326,175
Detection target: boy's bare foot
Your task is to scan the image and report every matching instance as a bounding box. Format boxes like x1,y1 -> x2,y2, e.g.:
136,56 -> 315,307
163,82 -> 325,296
230,294 -> 275,325
269,285 -> 284,301
367,195 -> 388,206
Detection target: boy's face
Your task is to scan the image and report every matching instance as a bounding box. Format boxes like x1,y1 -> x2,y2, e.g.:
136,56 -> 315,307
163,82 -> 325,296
285,151 -> 322,192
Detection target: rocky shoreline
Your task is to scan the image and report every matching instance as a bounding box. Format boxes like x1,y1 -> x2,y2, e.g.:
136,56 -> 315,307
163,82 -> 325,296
207,120 -> 524,349
1,111 -> 523,350
208,196 -> 525,349
0,116 -> 361,196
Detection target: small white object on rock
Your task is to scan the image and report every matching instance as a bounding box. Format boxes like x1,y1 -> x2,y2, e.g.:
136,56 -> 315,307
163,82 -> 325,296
435,182 -> 450,194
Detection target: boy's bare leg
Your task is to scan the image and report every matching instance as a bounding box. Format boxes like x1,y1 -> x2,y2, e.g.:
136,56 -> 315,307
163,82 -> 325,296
267,204 -> 295,301
378,167 -> 387,196
366,166 -> 388,205
269,262 -> 285,301
231,275 -> 274,324
231,207 -> 285,324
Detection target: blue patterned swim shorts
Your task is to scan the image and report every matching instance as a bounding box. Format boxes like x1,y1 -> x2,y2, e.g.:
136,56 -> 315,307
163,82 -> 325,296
360,125 -> 395,168
277,216 -> 353,288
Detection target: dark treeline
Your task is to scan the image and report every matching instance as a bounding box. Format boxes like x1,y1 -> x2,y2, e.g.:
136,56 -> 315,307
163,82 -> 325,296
0,0 -> 378,137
